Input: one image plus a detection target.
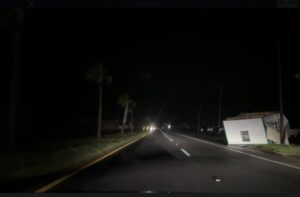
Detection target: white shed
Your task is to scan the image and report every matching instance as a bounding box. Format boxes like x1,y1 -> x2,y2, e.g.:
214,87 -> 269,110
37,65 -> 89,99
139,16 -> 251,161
223,112 -> 289,145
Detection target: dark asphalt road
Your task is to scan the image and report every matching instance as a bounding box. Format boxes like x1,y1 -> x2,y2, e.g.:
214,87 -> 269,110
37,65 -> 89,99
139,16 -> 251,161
48,130 -> 300,193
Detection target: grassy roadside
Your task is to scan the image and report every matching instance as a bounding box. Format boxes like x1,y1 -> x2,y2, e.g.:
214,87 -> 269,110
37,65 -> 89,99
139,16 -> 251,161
0,131 -> 147,185
246,144 -> 300,156
174,131 -> 300,157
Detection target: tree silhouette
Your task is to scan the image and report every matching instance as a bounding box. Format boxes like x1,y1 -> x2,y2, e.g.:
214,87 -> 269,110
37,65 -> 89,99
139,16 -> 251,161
86,62 -> 112,138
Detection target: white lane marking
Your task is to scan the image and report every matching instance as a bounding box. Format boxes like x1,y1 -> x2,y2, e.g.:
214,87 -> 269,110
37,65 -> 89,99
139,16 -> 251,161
173,132 -> 300,171
180,148 -> 191,157
161,131 -> 174,143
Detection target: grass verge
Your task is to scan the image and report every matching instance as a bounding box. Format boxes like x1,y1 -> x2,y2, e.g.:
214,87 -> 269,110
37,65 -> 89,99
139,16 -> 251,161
246,144 -> 300,156
0,131 -> 147,185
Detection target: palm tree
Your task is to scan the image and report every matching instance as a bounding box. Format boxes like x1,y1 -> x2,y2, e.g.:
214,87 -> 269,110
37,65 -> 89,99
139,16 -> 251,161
118,94 -> 133,134
86,62 -> 112,138
128,101 -> 136,133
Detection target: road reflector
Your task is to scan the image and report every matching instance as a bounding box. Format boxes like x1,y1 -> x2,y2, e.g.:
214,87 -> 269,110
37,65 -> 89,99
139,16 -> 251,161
213,176 -> 221,182
143,190 -> 155,193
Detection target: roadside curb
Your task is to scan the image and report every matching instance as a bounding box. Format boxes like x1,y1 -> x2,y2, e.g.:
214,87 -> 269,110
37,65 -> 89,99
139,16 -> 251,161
34,132 -> 149,193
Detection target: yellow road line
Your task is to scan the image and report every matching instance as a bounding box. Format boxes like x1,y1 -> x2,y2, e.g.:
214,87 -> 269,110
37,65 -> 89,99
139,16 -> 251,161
35,133 -> 149,193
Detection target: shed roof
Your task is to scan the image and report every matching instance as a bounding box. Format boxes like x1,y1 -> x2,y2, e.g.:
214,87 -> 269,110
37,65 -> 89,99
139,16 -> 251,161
226,111 -> 278,120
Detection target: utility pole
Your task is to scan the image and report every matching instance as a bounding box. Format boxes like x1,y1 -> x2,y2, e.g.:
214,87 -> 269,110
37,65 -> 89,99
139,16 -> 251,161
218,84 -> 223,129
196,103 -> 202,135
296,39 -> 300,80
130,110 -> 133,133
278,41 -> 284,143
278,41 -> 288,145
9,9 -> 24,149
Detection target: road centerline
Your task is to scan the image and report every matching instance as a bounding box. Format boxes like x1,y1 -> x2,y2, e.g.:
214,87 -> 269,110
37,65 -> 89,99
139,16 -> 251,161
161,130 -> 174,143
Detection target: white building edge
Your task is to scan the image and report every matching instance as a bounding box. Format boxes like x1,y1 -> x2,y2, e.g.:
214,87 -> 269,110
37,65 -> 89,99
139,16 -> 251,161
223,111 -> 290,145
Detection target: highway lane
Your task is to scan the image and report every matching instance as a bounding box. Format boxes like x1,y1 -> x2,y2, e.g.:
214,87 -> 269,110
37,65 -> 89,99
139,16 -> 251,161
48,130 -> 300,193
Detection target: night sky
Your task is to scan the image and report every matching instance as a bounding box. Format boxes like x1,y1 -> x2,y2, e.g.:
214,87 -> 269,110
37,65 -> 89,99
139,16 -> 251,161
1,10 -> 300,141
1,0 -> 279,8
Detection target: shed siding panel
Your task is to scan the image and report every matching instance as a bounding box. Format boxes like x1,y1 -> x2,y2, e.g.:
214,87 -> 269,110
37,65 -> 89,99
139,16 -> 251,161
223,118 -> 268,145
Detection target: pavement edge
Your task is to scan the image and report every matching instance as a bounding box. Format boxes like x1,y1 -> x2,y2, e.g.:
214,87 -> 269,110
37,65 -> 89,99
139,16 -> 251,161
34,132 -> 149,193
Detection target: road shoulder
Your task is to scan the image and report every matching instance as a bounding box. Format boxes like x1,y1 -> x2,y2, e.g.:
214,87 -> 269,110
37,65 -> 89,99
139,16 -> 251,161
169,130 -> 300,170
34,132 -> 149,193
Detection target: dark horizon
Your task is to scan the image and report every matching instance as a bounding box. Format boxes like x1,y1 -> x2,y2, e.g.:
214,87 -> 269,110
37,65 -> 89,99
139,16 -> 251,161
1,10 -> 300,144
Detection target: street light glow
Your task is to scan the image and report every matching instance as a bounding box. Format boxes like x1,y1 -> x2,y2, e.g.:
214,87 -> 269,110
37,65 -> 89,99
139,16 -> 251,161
150,126 -> 156,131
